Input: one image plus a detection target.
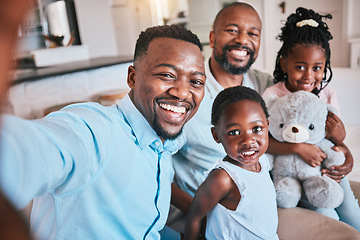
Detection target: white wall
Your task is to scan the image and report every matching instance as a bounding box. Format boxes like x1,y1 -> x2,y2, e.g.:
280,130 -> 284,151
262,0 -> 349,70
74,0 -> 119,58
110,0 -> 158,57
63,0 -> 358,69
347,0 -> 360,39
76,0 -> 159,58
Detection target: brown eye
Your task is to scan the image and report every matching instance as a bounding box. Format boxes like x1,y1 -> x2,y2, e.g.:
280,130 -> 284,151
253,126 -> 263,133
228,130 -> 240,136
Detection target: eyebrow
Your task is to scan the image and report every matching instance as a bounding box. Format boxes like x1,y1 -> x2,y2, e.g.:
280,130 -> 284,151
225,119 -> 265,128
295,61 -> 324,65
251,120 -> 265,125
154,63 -> 206,76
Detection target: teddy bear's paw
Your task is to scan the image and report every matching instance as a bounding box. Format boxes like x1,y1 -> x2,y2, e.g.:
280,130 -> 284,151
303,176 -> 344,209
275,177 -> 302,208
323,150 -> 346,169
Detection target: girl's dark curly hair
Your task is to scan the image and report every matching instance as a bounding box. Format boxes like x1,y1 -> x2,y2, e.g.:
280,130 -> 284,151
273,7 -> 333,95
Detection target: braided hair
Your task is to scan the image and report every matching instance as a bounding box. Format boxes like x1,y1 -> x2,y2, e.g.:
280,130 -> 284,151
273,7 -> 333,95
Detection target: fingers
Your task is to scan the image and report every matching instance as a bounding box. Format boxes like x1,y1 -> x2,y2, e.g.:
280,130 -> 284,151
325,113 -> 346,145
332,145 -> 347,154
327,111 -> 340,121
322,160 -> 351,182
322,168 -> 346,183
310,160 -> 322,168
326,112 -> 343,128
308,150 -> 326,167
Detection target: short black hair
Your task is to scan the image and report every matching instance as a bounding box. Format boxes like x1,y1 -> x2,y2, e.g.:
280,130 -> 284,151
211,86 -> 269,126
273,7 -> 333,95
133,24 -> 202,62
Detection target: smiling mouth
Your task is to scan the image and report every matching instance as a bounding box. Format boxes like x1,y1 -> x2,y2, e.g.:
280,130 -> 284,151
298,82 -> 315,88
159,103 -> 187,114
241,150 -> 256,156
229,49 -> 248,58
239,150 -> 258,160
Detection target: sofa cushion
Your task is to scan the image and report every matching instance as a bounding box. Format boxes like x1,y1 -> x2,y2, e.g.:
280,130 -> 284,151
277,207 -> 360,239
350,181 -> 360,205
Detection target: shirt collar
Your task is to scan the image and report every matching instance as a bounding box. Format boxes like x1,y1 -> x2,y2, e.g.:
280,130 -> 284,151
117,95 -> 178,154
205,58 -> 251,98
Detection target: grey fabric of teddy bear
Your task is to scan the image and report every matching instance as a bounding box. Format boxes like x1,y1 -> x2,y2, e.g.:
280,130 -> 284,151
266,91 -> 345,209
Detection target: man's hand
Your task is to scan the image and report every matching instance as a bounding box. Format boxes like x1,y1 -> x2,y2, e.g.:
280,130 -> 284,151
0,0 -> 31,102
0,1 -> 32,239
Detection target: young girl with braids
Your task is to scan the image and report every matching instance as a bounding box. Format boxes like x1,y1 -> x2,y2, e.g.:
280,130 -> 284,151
262,7 -> 360,230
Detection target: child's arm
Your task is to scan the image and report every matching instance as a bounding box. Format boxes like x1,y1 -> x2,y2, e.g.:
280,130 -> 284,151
322,143 -> 354,182
325,112 -> 346,146
268,136 -> 326,167
323,112 -> 353,181
184,168 -> 234,240
171,183 -> 193,214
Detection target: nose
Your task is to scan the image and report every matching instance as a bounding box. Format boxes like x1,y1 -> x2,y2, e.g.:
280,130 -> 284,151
292,127 -> 299,133
168,78 -> 191,100
303,68 -> 314,80
241,132 -> 255,146
234,31 -> 248,45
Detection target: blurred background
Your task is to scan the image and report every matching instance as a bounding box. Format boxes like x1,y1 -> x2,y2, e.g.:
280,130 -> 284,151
14,0 -> 360,71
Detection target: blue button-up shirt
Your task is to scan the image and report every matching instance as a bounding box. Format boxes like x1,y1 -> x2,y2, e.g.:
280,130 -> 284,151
0,95 -> 178,239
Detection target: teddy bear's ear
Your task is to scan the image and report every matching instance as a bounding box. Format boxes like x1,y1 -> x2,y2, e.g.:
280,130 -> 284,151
264,94 -> 278,110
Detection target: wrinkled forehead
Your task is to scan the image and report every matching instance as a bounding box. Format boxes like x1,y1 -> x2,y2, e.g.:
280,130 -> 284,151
214,5 -> 261,31
136,37 -> 202,64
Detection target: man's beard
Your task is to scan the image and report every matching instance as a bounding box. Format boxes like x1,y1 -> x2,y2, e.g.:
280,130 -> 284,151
152,114 -> 184,140
214,44 -> 255,75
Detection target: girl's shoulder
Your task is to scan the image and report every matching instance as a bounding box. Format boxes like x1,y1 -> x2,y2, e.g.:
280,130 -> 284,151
262,82 -> 289,99
320,85 -> 337,95
205,167 -> 236,194
319,85 -> 338,103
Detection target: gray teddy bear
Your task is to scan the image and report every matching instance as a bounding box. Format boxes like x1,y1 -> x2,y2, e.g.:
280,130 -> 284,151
266,91 -> 345,209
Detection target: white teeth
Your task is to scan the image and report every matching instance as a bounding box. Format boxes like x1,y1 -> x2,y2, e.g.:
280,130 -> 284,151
242,151 -> 255,156
300,82 -> 313,87
231,49 -> 247,57
159,103 -> 186,113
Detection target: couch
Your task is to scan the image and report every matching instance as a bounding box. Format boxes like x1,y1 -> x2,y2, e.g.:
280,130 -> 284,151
277,67 -> 360,239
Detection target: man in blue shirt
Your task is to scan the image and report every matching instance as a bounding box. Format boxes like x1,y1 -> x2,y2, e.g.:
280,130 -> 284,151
0,24 -> 206,239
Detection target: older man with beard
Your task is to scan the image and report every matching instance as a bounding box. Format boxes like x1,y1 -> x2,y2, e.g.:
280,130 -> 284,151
165,2 -> 273,236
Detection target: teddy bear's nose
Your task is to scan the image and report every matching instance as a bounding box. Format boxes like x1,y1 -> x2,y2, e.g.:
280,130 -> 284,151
292,127 -> 299,133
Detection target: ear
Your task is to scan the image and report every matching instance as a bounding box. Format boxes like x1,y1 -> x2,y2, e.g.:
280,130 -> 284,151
209,30 -> 215,49
127,65 -> 136,89
211,127 -> 221,143
280,56 -> 286,73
